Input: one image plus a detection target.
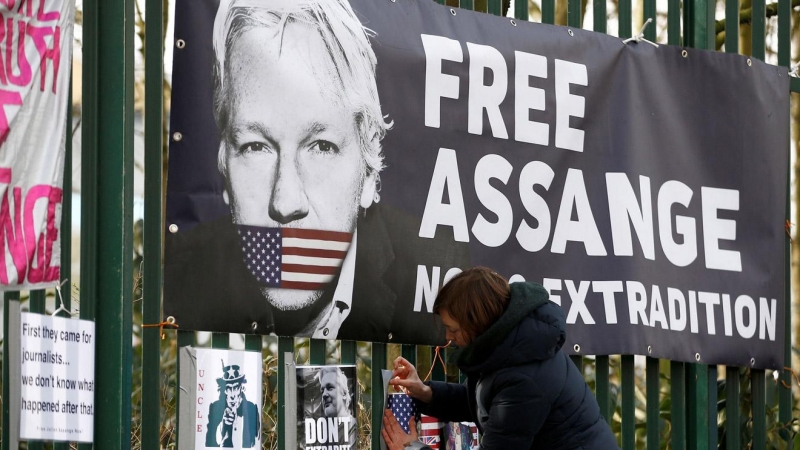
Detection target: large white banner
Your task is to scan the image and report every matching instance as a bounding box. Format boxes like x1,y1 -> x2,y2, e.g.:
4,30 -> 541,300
0,0 -> 74,289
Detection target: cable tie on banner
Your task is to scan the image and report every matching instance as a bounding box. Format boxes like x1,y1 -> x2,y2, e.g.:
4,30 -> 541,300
786,220 -> 793,243
143,316 -> 179,339
51,279 -> 72,317
622,18 -> 659,48
424,340 -> 452,381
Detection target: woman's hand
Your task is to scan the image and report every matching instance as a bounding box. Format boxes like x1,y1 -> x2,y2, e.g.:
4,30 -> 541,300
388,357 -> 433,403
382,408 -> 418,450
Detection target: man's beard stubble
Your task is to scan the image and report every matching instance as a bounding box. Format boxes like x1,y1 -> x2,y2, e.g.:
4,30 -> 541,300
260,286 -> 323,311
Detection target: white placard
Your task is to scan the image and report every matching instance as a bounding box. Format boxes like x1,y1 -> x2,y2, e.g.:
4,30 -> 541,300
19,312 -> 94,443
194,348 -> 262,449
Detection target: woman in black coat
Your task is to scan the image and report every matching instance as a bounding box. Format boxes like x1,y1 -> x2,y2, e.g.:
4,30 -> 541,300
382,267 -> 618,450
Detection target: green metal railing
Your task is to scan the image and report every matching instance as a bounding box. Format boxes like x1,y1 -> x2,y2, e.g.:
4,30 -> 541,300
0,0 -> 796,448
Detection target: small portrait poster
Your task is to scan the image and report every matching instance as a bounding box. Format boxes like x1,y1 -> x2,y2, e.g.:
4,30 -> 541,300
194,348 -> 262,449
296,365 -> 358,449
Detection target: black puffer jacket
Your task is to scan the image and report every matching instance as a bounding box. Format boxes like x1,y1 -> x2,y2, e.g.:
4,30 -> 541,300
416,282 -> 618,449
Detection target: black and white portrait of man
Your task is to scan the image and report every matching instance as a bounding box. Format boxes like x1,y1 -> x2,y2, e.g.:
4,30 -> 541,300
164,0 -> 470,344
297,365 -> 357,448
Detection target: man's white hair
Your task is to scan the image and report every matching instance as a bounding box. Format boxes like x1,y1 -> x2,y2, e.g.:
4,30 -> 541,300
315,366 -> 352,411
212,0 -> 391,176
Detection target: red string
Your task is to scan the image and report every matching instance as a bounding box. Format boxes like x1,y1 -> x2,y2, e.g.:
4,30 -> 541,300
424,341 -> 452,381
780,366 -> 800,390
142,320 -> 179,339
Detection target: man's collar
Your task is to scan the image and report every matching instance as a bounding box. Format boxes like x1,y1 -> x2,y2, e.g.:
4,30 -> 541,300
311,230 -> 357,339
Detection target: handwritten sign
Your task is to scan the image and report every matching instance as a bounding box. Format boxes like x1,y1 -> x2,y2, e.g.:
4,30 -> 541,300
19,312 -> 94,442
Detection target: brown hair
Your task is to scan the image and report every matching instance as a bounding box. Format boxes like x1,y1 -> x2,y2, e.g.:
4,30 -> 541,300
433,267 -> 511,343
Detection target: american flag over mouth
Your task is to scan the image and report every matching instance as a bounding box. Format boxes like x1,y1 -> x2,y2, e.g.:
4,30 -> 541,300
237,225 -> 353,290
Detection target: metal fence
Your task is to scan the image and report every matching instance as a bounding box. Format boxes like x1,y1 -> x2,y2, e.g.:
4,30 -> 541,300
1,0 -> 796,448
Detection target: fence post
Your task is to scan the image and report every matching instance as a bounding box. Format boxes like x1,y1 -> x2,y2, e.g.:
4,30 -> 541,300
142,0 -> 166,446
82,0 -> 135,446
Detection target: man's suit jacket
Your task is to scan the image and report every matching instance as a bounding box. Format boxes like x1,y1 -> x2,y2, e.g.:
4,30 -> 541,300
164,202 -> 470,345
205,397 -> 260,448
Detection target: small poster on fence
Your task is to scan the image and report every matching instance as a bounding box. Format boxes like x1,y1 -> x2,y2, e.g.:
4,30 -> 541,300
193,348 -> 262,449
296,365 -> 358,449
19,311 -> 95,442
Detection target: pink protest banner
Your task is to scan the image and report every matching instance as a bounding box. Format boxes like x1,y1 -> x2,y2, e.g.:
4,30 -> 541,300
0,0 -> 73,290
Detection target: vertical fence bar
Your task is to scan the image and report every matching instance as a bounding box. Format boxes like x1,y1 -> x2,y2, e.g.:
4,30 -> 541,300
570,355 -> 583,373
77,20 -> 98,438
85,0 -> 135,446
488,0 -> 502,15
779,0 -> 792,440
212,333 -> 230,349
542,0 -> 554,23
751,0 -> 765,59
751,370 -> 766,450
371,343 -> 388,448
27,292 -> 45,450
618,0 -> 632,38
53,78 -> 74,450
30,290 -> 45,312
244,334 -> 261,351
621,355 -> 635,449
708,365 -> 718,449
725,367 -> 740,449
310,339 -> 326,364
431,346 -> 446,381
514,0 -> 528,20
142,0 -> 165,445
79,8 -> 99,450
402,345 -> 416,365
643,0 -> 656,41
724,0 -> 739,53
277,337 -> 294,450
596,356 -> 611,424
668,0 -> 680,45
681,3 -> 713,448
2,291 -> 20,450
340,341 -> 356,364
460,0 -> 474,10
687,363 -> 709,449
646,357 -> 659,450
593,0 -> 606,32
567,0 -> 581,27
670,362 -> 686,450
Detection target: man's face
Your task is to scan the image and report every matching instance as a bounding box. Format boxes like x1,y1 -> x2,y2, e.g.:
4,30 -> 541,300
222,24 -> 369,310
224,382 -> 243,410
319,371 -> 344,417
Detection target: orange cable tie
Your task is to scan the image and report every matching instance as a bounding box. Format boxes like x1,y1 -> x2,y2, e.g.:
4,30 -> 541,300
424,341 -> 452,382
